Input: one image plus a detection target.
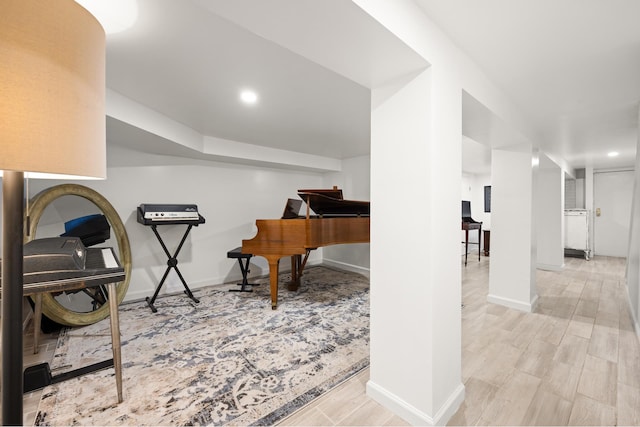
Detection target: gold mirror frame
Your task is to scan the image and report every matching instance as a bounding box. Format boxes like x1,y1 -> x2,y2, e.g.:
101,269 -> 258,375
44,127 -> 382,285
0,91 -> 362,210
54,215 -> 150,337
25,184 -> 132,326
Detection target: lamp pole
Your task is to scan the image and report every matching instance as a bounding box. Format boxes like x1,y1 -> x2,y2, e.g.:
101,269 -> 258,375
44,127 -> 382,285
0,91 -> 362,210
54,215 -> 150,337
2,170 -> 25,425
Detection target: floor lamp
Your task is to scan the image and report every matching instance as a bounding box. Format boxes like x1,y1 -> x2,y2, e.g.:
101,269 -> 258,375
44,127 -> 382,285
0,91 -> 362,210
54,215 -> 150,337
0,1 -> 105,424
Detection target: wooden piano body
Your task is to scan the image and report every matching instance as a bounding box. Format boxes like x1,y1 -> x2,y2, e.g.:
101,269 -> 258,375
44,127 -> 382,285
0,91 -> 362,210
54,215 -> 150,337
242,188 -> 370,309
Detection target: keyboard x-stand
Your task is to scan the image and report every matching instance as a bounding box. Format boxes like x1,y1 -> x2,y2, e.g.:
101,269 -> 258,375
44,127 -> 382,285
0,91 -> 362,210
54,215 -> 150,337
137,205 -> 205,313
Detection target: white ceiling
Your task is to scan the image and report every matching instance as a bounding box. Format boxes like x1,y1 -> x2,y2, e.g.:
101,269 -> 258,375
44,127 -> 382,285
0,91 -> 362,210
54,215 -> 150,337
103,0 -> 640,173
418,0 -> 640,171
104,0 -> 427,163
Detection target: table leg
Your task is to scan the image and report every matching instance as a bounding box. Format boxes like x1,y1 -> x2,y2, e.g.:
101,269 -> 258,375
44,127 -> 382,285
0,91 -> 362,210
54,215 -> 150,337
33,293 -> 42,354
107,282 -> 123,403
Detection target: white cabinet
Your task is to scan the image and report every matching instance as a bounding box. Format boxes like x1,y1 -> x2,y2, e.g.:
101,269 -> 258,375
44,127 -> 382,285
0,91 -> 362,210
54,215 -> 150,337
564,209 -> 590,260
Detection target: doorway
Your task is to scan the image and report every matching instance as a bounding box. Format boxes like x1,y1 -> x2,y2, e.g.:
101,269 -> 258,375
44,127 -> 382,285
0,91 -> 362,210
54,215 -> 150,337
593,170 -> 634,257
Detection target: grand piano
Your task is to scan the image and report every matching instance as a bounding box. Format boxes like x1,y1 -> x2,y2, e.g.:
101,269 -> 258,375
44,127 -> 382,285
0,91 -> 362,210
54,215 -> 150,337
242,187 -> 370,309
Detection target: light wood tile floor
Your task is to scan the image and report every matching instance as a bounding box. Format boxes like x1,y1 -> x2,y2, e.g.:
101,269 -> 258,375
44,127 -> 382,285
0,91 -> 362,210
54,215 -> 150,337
283,255 -> 640,426
18,254 -> 640,426
450,254 -> 640,426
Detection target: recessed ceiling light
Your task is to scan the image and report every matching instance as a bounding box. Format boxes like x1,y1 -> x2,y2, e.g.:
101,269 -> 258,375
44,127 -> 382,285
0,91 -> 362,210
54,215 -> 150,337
240,90 -> 258,105
608,151 -> 619,157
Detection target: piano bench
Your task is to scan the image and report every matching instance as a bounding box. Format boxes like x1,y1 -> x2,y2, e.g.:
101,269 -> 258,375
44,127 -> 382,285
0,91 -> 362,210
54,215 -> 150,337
227,247 -> 259,292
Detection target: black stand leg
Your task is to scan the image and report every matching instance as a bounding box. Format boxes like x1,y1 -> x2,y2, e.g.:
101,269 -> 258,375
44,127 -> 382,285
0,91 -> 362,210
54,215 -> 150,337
478,225 -> 482,262
145,264 -> 172,313
146,224 -> 199,312
24,359 -> 114,393
464,229 -> 469,266
229,256 -> 258,292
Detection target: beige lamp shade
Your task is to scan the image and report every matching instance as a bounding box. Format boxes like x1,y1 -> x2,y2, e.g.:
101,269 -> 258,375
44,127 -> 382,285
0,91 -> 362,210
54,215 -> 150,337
0,0 -> 106,178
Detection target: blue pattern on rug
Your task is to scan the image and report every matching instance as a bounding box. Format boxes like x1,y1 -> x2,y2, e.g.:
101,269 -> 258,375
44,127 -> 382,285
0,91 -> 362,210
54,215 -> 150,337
35,266 -> 369,426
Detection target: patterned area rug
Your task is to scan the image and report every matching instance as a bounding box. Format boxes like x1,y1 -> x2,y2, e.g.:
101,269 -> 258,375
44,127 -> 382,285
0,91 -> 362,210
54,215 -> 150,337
34,266 -> 369,426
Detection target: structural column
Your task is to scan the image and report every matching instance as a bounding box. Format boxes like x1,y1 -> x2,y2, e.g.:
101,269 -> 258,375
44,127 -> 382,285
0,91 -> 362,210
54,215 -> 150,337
488,148 -> 538,311
367,66 -> 464,425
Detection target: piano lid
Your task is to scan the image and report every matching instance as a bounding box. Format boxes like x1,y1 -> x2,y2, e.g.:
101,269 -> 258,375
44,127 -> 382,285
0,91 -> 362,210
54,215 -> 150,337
298,187 -> 369,216
297,188 -> 343,200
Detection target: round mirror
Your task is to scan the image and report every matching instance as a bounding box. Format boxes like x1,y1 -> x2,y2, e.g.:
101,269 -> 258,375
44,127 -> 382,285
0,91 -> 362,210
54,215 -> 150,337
26,184 -> 131,326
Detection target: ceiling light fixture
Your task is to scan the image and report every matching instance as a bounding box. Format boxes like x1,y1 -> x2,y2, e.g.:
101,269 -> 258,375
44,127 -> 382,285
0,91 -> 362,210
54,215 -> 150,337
608,151 -> 619,157
240,90 -> 258,105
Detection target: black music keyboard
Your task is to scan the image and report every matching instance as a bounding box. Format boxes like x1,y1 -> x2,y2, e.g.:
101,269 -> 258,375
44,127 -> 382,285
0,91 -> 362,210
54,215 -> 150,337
137,204 -> 205,225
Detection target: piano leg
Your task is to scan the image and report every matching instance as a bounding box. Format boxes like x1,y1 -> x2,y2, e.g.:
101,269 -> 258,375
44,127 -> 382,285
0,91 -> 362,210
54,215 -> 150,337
288,250 -> 313,291
266,256 -> 280,310
288,255 -> 301,291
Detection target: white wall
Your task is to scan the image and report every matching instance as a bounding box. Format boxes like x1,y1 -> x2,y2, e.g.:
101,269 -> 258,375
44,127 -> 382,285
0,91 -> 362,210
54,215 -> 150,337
22,143 -> 371,304
625,106 -> 640,334
576,178 -> 585,208
536,161 -> 564,270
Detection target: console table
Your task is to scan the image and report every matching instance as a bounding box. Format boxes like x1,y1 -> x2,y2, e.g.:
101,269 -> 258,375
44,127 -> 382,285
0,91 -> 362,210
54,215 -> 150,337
16,246 -> 125,403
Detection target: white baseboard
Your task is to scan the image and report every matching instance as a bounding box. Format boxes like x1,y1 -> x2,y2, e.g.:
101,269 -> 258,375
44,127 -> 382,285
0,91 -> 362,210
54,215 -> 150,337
366,379 -> 465,425
322,258 -> 370,278
487,293 -> 538,313
624,286 -> 640,342
124,289 -> 154,303
122,260 -> 328,304
536,263 -> 564,271
122,271 -> 263,304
